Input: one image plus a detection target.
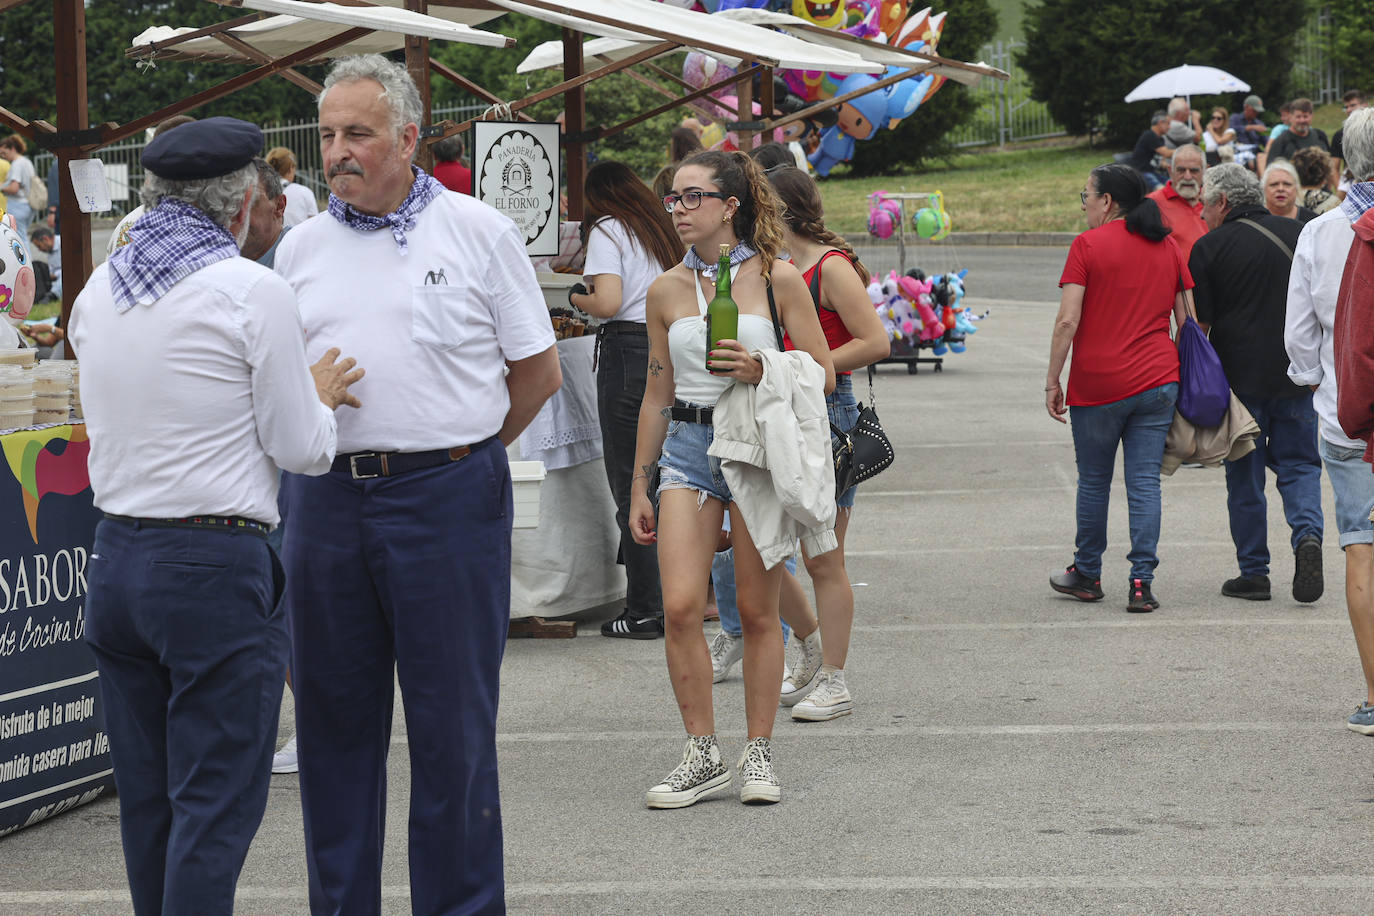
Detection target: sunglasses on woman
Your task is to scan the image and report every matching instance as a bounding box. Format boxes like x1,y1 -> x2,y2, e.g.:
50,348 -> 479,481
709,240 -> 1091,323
663,190 -> 730,213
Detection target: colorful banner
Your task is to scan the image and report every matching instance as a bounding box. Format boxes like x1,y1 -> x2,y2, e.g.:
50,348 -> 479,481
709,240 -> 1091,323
0,424 -> 111,837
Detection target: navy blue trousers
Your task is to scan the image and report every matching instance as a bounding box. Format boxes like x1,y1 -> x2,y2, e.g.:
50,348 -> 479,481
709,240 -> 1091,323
84,519 -> 287,916
281,440 -> 511,916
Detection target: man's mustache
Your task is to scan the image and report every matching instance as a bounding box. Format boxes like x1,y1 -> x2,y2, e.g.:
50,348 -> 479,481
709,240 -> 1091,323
329,162 -> 364,178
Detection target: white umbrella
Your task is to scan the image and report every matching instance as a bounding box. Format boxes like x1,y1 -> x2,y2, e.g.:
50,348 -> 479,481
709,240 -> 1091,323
1123,64 -> 1250,103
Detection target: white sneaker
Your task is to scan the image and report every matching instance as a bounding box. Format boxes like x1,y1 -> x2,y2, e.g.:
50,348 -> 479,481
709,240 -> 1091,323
646,735 -> 731,809
709,630 -> 743,683
737,736 -> 780,804
271,735 -> 298,774
779,629 -> 823,707
791,667 -> 853,721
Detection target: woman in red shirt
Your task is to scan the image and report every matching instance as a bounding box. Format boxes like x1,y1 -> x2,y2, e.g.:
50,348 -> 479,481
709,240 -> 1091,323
1046,163 -> 1192,612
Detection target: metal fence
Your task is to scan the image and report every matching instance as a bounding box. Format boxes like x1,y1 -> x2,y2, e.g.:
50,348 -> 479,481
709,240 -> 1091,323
33,101 -> 488,217
947,39 -> 1066,149
1291,6 -> 1342,105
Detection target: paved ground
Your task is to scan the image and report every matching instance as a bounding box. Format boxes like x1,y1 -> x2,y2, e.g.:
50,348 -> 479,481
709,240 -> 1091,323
7,245 -> 1373,914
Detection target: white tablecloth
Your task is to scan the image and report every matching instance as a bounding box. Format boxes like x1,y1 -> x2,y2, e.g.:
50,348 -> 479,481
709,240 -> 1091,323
510,334 -> 626,619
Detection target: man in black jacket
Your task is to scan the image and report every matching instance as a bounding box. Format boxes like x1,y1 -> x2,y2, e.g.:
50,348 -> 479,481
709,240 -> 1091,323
1188,162 -> 1323,604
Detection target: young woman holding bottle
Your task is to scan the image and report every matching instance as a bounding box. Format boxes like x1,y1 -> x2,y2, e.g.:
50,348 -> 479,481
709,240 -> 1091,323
629,150 -> 834,808
568,161 -> 684,640
765,164 -> 890,721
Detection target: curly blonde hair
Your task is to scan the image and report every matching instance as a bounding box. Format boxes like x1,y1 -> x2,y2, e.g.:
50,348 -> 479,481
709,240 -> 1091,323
680,149 -> 786,280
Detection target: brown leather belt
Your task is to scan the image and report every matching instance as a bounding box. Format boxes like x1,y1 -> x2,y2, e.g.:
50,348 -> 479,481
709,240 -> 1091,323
332,444 -> 477,480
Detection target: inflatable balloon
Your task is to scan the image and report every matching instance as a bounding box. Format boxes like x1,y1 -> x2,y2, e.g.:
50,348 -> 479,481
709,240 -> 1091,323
867,191 -> 902,239
792,0 -> 846,28
0,215 -> 35,320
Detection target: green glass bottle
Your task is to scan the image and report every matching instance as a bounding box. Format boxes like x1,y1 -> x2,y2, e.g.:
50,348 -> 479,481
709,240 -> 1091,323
705,243 -> 738,374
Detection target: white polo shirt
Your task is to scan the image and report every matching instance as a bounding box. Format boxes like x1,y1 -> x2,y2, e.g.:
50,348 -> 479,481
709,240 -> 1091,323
71,258 -> 338,524
281,181 -> 319,229
275,190 -> 555,453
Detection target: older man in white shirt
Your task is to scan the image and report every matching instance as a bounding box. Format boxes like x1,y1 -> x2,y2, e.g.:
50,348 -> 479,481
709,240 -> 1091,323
71,116 -> 363,916
1285,107 -> 1374,737
274,55 -> 560,915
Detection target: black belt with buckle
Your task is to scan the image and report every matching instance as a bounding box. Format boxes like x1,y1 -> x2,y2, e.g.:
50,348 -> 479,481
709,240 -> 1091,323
332,442 -> 486,480
662,400 -> 714,424
104,513 -> 270,539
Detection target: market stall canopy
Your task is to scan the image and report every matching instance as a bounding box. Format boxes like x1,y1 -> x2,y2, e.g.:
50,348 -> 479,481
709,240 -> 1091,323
1123,65 -> 1250,103
128,0 -> 511,63
499,0 -> 879,74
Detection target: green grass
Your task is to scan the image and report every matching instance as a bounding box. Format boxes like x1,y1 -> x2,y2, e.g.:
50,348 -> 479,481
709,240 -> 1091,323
816,140 -> 1115,235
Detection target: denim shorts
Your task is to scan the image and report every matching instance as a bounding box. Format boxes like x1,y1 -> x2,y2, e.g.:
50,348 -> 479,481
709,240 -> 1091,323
1319,436 -> 1374,547
828,375 -> 860,510
658,409 -> 733,505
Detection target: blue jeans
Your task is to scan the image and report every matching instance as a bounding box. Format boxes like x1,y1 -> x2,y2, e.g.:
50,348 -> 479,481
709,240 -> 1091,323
828,374 -> 859,509
84,520 -> 286,916
1069,382 -> 1178,583
1319,437 -> 1374,548
1224,392 -> 1323,576
713,546 -> 795,641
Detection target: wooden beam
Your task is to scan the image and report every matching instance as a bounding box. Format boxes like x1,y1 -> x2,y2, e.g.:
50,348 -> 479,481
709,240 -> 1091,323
94,27 -> 371,150
124,11 -> 266,58
0,0 -> 39,11
597,58 -> 680,105
211,34 -> 323,94
0,107 -> 36,138
589,63 -> 763,143
753,64 -> 929,136
405,0 -> 433,171
563,27 -> 585,222
429,59 -> 534,120
54,0 -> 91,355
773,19 -> 1007,83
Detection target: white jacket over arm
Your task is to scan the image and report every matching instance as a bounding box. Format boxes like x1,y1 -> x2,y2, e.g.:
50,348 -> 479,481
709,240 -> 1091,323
708,348 -> 837,568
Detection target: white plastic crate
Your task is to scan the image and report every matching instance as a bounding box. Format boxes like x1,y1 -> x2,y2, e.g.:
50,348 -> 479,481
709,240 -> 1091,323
509,460 -> 546,529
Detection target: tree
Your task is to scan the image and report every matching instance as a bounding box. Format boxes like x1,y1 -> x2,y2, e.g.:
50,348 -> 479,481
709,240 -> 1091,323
1018,0 -> 1309,147
846,0 -> 999,176
1329,3 -> 1374,103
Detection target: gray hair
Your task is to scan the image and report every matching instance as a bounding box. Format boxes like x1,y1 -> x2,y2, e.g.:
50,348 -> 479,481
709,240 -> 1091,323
1151,111 -> 1169,126
1202,163 -> 1263,210
1263,158 -> 1300,188
1344,107 -> 1374,182
140,162 -> 257,229
1167,97 -> 1188,118
432,134 -> 464,163
252,157 -> 283,200
320,54 -> 422,141
1170,144 -> 1205,170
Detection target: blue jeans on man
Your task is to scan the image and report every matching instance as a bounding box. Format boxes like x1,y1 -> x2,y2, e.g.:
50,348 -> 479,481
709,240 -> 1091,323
1069,382 -> 1178,583
1224,391 -> 1323,576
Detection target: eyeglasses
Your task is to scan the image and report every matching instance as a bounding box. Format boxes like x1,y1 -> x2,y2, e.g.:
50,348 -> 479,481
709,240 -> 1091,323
1080,189 -> 1092,205
663,190 -> 729,213
1211,115 -> 1224,121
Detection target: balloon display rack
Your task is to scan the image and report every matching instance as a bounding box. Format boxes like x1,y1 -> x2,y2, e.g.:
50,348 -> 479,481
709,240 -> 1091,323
877,192 -> 944,374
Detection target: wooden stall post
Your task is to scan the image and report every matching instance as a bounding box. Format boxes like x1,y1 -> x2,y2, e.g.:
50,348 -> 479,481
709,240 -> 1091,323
54,0 -> 92,351
562,27 -> 585,221
406,0 -> 434,172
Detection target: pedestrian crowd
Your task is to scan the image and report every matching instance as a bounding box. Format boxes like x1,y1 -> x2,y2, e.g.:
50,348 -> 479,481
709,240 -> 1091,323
1048,99 -> 1374,744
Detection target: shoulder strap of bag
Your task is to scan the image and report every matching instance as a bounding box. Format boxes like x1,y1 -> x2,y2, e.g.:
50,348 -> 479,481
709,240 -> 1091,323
764,277 -> 785,350
1237,217 -> 1295,262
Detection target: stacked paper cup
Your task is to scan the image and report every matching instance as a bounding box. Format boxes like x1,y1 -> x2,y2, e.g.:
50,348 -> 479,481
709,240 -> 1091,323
31,362 -> 73,425
70,362 -> 81,420
0,365 -> 35,429
0,348 -> 37,370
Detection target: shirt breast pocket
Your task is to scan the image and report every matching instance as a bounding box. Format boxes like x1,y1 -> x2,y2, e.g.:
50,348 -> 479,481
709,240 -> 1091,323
411,285 -> 473,350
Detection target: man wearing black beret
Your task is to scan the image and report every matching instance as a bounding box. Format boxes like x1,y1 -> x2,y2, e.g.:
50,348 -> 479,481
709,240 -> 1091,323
71,116 -> 364,916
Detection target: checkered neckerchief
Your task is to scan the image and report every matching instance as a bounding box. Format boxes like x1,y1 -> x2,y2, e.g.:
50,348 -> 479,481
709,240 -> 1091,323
326,166 -> 445,255
1342,181 -> 1374,220
108,199 -> 239,313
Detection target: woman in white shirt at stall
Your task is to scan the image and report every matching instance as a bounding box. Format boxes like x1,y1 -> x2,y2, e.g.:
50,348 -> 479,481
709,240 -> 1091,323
568,161 -> 683,641
265,146 -> 319,228
628,150 -> 833,809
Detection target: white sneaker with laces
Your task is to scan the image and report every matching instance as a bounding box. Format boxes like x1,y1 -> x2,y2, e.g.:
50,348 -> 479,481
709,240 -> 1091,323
271,735 -> 298,774
737,736 -> 780,804
709,630 -> 743,683
646,735 -> 731,809
791,667 -> 853,721
779,629 -> 823,707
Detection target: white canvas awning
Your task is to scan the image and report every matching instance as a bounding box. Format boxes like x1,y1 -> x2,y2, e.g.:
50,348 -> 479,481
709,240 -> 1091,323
128,0 -> 511,63
491,0 -> 880,74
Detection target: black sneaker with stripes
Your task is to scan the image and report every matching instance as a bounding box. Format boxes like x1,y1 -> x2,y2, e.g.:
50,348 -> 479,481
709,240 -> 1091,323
600,609 -> 664,639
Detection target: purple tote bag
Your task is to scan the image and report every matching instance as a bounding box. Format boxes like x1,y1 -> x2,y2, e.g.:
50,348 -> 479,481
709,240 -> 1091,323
1176,315 -> 1229,427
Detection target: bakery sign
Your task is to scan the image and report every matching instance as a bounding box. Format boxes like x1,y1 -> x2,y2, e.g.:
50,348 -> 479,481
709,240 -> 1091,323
473,122 -> 560,257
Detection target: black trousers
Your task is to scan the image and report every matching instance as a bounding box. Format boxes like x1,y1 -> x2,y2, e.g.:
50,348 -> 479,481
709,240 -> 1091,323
596,322 -> 663,618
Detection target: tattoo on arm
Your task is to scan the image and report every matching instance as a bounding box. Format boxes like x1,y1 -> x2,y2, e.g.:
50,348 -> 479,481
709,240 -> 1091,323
648,357 -> 663,377
641,463 -> 655,480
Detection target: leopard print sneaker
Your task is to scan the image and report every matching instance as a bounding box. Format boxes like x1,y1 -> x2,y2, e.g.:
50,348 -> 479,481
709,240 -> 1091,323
737,736 -> 780,805
645,734 -> 731,809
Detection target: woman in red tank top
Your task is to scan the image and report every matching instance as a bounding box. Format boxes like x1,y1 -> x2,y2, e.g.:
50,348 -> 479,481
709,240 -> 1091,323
765,165 -> 890,721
